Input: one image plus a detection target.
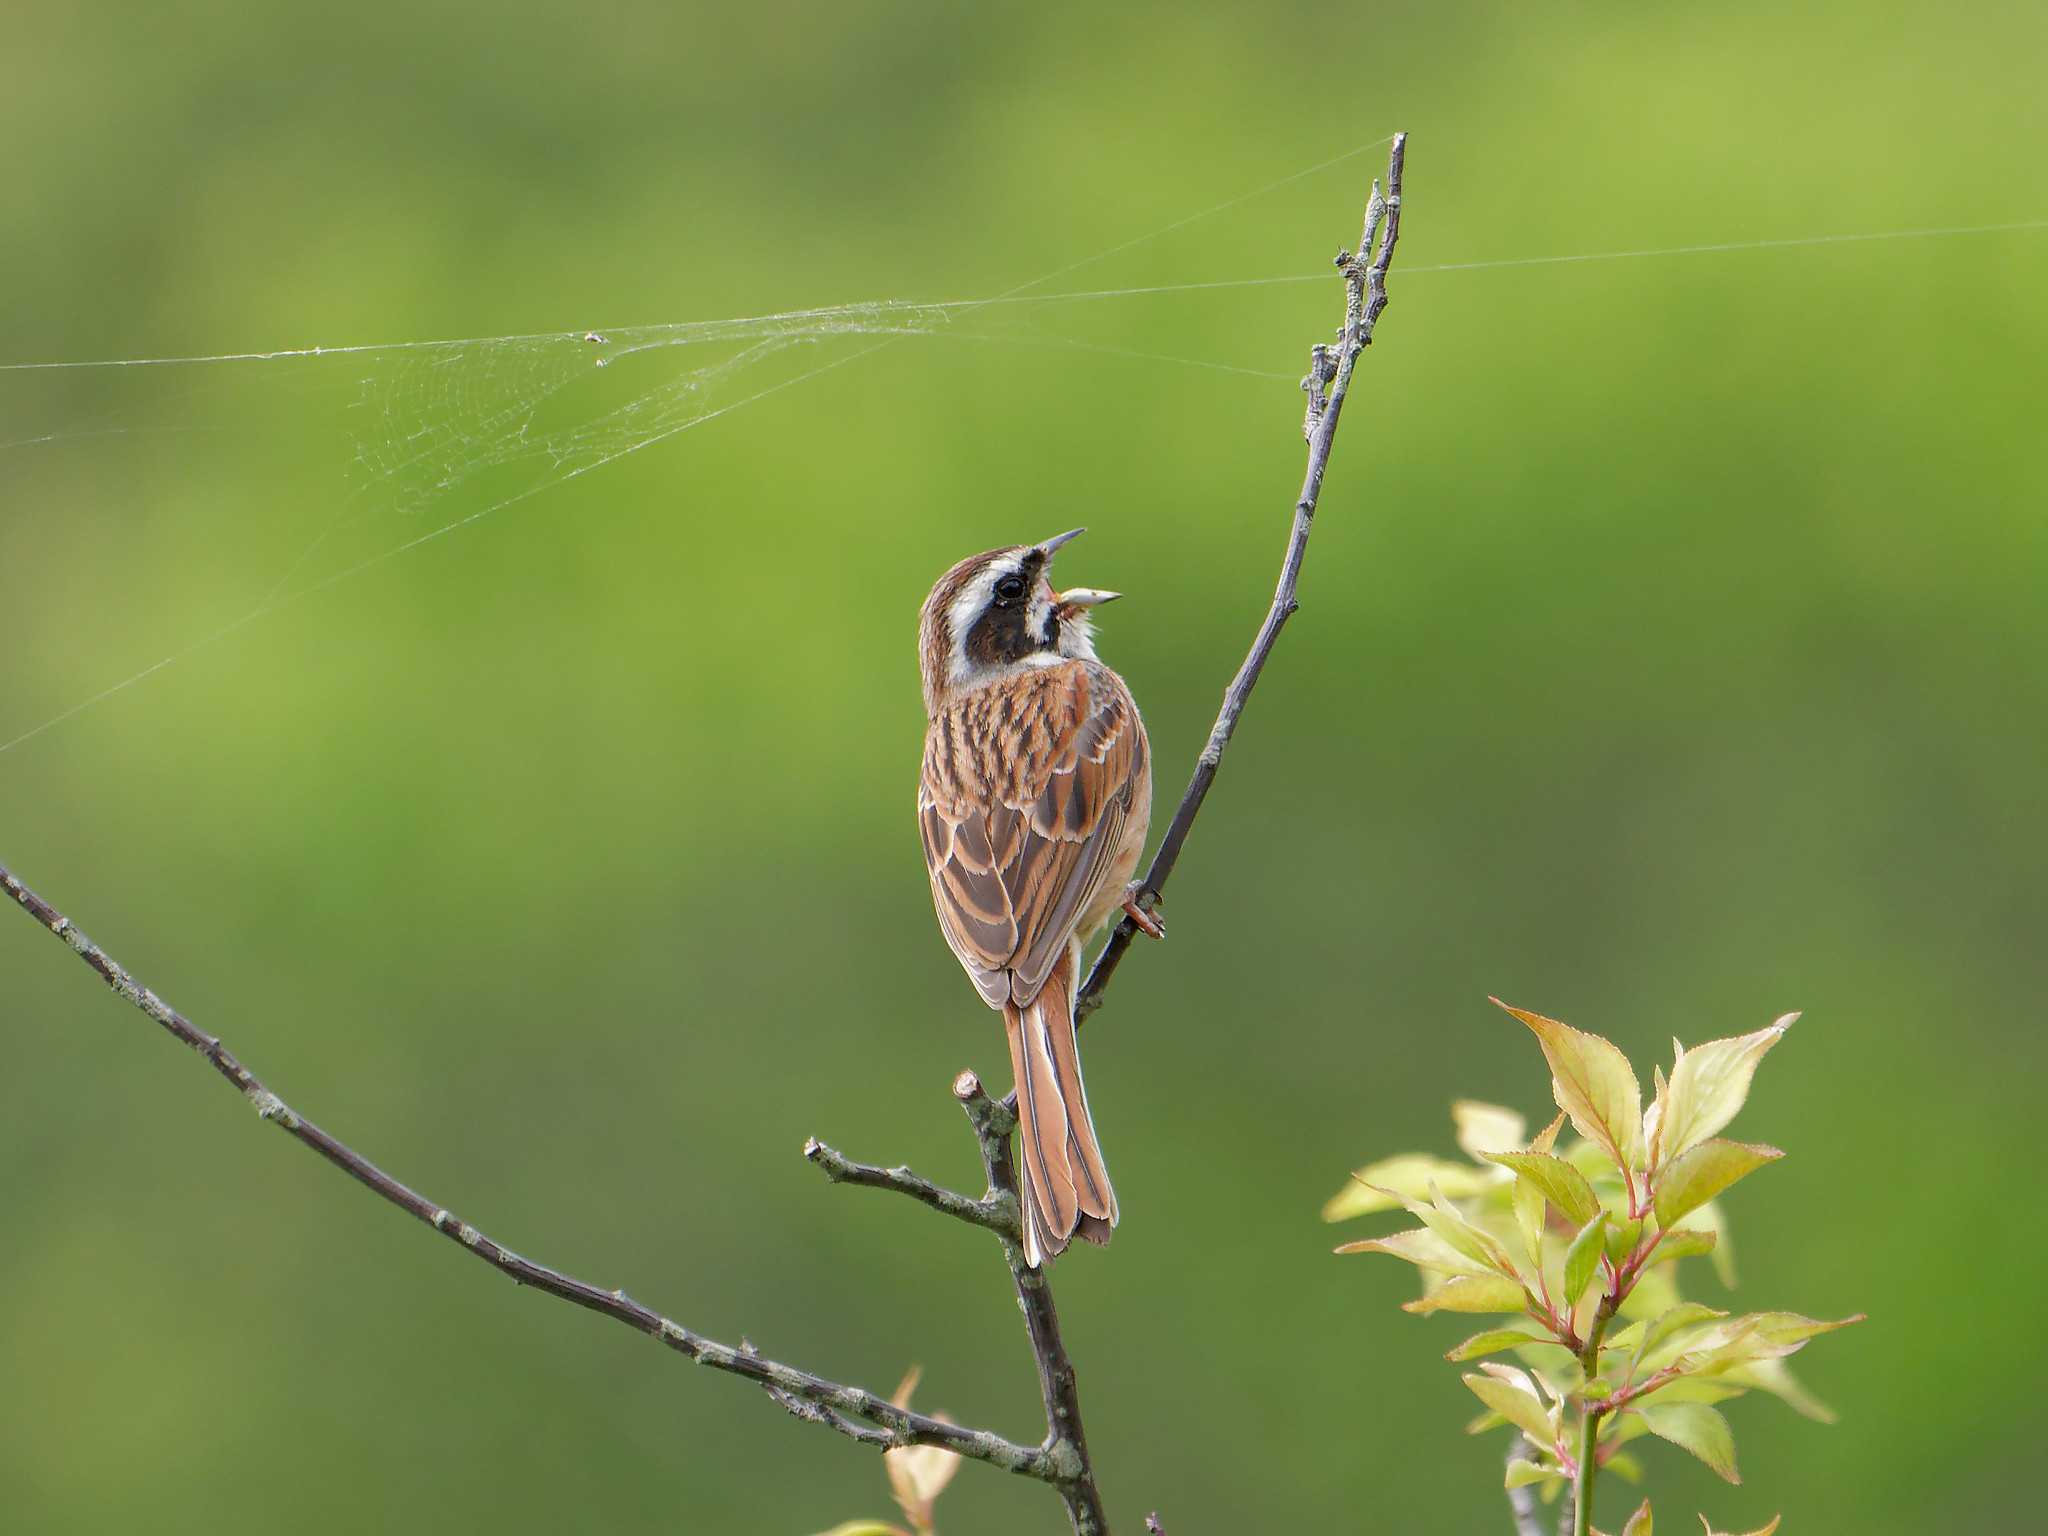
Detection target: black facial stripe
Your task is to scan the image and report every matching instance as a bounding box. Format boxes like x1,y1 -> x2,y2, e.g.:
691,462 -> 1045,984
965,601 -> 1037,667
965,552 -> 1061,666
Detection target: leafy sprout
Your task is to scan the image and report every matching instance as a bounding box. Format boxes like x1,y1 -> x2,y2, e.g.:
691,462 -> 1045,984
1329,1002 -> 1860,1534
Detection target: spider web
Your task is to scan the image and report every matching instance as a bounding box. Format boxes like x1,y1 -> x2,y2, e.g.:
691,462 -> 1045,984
0,136 -> 1414,758
0,145 -> 2041,760
278,304 -> 954,600
0,304 -> 969,752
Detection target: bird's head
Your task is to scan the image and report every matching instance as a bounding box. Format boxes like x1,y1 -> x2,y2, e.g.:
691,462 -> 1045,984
917,528 -> 1120,715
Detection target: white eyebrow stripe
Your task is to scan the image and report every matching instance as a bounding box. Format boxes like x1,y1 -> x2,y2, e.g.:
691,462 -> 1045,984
946,563 -> 1005,684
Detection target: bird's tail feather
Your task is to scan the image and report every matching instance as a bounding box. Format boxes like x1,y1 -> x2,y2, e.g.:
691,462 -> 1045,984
1003,942 -> 1117,1268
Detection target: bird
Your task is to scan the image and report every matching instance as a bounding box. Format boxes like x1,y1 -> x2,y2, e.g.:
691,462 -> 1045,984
915,527 -> 1159,1267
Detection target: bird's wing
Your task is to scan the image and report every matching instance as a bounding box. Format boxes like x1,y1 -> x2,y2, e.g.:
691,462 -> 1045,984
920,662 -> 1144,1008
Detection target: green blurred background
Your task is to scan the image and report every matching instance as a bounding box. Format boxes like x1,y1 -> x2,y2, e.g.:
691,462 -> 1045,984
4,2 -> 2043,1531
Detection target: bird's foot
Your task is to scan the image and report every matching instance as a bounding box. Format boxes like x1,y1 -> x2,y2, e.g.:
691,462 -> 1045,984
1121,886 -> 1166,940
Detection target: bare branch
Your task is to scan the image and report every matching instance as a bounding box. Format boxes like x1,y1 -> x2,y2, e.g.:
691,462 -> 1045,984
0,861 -> 1050,1480
952,1070 -> 1109,1535
1072,132 -> 1407,1029
802,1080 -> 1111,1527
803,1134 -> 1014,1235
762,1381 -> 901,1450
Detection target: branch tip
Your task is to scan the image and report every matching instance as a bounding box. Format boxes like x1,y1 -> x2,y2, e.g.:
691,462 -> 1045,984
1061,130 -> 1406,1043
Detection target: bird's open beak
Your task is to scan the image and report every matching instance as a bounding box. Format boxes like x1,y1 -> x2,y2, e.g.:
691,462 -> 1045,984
1035,527 -> 1086,560
1055,587 -> 1121,607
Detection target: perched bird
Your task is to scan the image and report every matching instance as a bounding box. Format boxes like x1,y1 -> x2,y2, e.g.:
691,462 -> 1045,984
916,528 -> 1159,1267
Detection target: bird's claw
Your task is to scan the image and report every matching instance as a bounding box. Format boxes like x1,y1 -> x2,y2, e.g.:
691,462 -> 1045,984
1121,886 -> 1165,940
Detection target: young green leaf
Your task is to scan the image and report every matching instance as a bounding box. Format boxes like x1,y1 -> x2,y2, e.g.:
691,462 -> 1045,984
1480,1150 -> 1604,1228
1507,1122 -> 1548,1261
1607,1414 -> 1654,1447
1493,999 -> 1645,1172
1604,1318 -> 1646,1355
1324,1153 -> 1494,1221
1402,1275 -> 1530,1314
1633,1376 -> 1746,1409
1446,1325 -> 1544,1361
1510,1113 -> 1569,1266
1655,1016 -> 1794,1168
1333,1226 -> 1493,1277
1462,1368 -> 1556,1445
1632,1303 -> 1728,1375
1453,1099 -> 1528,1161
1654,1141 -> 1783,1227
1640,1314 -> 1760,1377
1679,1319 -> 1859,1405
1604,1215 -> 1646,1266
1526,1365 -> 1568,1408
1622,1498 -> 1654,1536
1561,1137 -> 1636,1208
1671,1316 -> 1782,1378
1563,1211 -> 1609,1308
1428,1182 -> 1524,1278
1512,1179 -> 1546,1272
1639,1400 -> 1741,1482
1505,1456 -> 1561,1490
1749,1311 -> 1865,1347
1652,1227 -> 1719,1265
1358,1181 -> 1523,1279
1665,1310 -> 1861,1382
1720,1356 -> 1837,1423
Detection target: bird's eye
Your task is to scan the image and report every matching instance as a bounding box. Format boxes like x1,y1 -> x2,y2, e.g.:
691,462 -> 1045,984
993,575 -> 1026,604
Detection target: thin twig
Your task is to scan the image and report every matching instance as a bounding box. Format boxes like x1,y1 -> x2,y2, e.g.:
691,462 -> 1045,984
802,1135 -> 1014,1235
0,862 -> 1050,1481
762,1383 -> 902,1449
952,1070 -> 1109,1535
802,1077 -> 1100,1529
1071,130 -> 1407,1029
976,128 -> 1409,1523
